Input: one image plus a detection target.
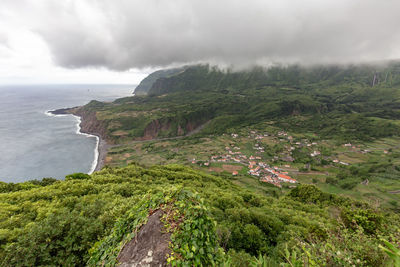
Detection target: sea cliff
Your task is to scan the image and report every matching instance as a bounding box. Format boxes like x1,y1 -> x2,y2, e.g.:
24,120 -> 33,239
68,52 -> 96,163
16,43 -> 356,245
49,107 -> 107,172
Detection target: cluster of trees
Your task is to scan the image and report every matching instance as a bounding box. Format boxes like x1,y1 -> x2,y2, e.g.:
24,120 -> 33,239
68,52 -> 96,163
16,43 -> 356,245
0,164 -> 399,266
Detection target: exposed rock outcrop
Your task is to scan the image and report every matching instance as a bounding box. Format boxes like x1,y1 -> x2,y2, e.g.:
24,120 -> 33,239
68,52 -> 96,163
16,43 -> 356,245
138,118 -> 207,140
139,119 -> 172,140
117,210 -> 171,267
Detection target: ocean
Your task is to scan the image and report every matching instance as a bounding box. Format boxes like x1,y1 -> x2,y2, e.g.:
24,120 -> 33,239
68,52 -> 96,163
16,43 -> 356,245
0,84 -> 134,183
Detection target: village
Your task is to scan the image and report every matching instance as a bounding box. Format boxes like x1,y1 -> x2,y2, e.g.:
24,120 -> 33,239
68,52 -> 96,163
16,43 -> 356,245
192,130 -> 299,187
188,128 -> 378,187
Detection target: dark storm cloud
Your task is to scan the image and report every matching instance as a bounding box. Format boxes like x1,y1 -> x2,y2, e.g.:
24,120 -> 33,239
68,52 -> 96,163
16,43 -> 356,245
5,0 -> 400,70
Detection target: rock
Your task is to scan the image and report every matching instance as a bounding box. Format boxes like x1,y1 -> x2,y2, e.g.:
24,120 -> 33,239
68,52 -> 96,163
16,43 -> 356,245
117,210 -> 171,267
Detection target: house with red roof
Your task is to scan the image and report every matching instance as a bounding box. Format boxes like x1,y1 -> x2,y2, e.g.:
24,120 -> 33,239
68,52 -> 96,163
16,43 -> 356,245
277,173 -> 297,183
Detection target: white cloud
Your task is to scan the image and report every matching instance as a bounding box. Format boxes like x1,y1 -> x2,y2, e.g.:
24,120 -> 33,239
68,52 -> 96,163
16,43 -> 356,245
1,0 -> 400,83
0,1 -> 149,84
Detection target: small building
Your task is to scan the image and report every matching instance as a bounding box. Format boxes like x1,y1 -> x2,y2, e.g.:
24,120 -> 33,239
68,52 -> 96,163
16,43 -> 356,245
277,174 -> 297,183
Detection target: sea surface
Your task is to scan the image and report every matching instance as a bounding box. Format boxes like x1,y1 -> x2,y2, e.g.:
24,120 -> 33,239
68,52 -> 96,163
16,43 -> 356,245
0,84 -> 134,183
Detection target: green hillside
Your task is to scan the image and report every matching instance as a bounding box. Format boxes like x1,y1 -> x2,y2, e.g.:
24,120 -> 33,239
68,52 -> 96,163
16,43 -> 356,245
134,66 -> 186,95
73,63 -> 400,210
1,164 -> 399,266
80,63 -> 400,144
3,63 -> 400,266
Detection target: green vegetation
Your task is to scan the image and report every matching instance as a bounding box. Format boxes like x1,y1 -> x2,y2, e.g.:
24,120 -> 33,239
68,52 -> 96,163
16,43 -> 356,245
1,164 -> 399,266
104,123 -> 400,210
134,66 -> 186,95
4,63 -> 400,265
88,189 -> 223,266
380,239 -> 400,266
85,63 -> 400,143
66,68 -> 400,260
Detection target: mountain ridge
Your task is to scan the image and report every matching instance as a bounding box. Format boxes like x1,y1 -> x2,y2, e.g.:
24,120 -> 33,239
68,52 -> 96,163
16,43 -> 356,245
134,66 -> 187,95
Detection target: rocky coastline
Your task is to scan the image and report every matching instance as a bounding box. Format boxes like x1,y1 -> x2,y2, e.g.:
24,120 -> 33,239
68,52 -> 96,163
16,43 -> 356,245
48,107 -> 108,172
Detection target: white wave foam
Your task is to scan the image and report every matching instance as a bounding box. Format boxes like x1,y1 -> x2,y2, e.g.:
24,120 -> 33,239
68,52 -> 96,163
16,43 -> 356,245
71,114 -> 99,174
44,110 -> 100,175
44,110 -> 68,117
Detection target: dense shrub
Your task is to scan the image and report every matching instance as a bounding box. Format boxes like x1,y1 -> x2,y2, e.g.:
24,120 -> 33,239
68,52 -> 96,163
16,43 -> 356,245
65,172 -> 91,180
340,208 -> 383,235
0,164 -> 398,266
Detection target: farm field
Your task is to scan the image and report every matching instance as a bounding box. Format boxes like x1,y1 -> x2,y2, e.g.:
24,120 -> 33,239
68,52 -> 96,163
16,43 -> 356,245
104,123 -> 400,209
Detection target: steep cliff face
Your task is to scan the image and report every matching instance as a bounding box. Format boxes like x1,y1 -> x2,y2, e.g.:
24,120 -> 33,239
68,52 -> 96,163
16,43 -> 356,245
185,120 -> 201,132
72,108 -> 108,141
137,118 -> 207,140
61,104 -> 209,143
140,119 -> 171,140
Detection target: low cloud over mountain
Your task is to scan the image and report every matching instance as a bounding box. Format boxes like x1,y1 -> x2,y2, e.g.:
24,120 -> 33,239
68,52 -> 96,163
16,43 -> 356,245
2,0 -> 400,70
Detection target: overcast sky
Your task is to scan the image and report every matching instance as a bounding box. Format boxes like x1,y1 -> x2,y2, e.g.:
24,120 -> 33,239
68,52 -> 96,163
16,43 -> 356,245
1,0 -> 400,84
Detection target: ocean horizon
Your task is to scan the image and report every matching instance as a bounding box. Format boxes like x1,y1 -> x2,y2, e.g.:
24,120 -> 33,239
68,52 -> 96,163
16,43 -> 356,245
0,84 -> 134,183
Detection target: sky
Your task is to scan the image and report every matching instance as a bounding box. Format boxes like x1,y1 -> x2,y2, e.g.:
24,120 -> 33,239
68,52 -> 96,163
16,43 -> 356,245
1,0 -> 400,84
